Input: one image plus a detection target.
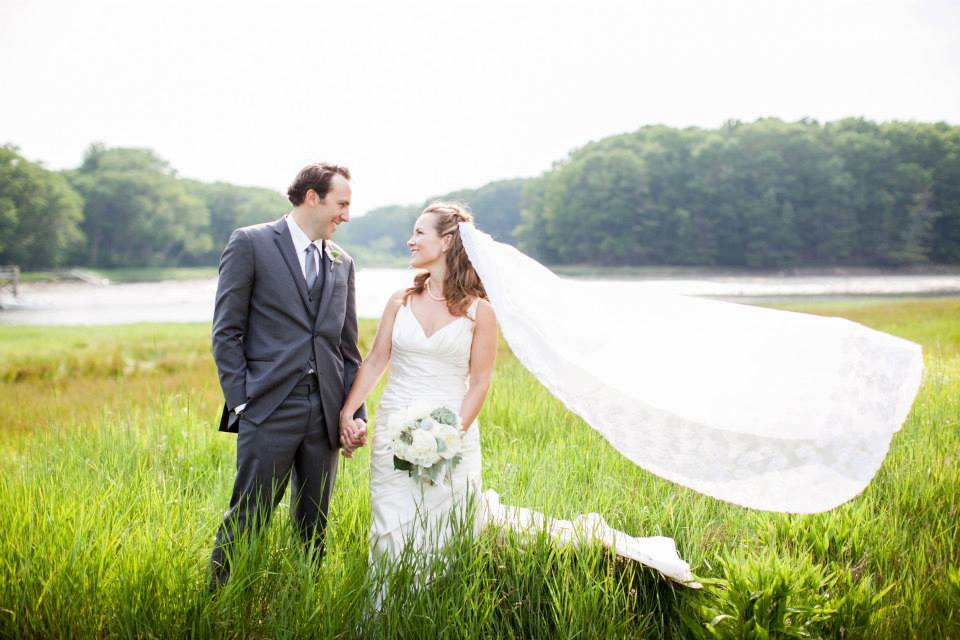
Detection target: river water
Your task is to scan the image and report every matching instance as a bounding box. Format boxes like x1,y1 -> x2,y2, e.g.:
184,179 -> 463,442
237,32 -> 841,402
2,268 -> 959,326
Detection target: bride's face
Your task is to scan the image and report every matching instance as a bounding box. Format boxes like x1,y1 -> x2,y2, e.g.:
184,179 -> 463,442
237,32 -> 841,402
408,213 -> 449,268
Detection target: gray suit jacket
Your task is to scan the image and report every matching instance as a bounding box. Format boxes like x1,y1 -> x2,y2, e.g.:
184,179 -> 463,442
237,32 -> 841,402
212,216 -> 365,446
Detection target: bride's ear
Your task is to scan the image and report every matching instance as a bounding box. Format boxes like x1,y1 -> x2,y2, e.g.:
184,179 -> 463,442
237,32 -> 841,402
441,233 -> 454,252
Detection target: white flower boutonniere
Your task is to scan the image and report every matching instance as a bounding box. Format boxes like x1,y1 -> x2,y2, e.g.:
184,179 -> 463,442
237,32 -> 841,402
325,246 -> 343,270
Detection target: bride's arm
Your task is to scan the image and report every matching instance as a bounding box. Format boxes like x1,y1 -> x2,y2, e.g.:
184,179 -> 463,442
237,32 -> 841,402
340,290 -> 405,427
460,299 -> 498,431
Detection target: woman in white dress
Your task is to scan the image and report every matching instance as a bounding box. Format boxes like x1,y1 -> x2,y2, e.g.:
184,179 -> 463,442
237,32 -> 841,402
339,202 -> 698,603
338,202 -> 498,598
335,196 -> 922,604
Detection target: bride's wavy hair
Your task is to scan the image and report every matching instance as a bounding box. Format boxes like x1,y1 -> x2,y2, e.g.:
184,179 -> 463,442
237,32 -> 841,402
405,201 -> 487,317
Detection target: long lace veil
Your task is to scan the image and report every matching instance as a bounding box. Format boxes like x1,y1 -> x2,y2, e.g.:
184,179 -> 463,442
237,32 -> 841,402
459,222 -> 924,513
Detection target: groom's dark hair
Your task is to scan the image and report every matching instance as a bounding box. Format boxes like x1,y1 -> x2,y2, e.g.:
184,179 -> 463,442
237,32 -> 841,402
287,163 -> 351,206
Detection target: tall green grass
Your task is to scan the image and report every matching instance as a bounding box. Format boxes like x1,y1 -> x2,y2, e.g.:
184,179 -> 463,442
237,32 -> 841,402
1,299 -> 958,638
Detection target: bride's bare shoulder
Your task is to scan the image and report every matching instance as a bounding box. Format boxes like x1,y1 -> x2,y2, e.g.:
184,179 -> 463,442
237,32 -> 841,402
475,297 -> 494,314
472,297 -> 496,323
382,289 -> 408,316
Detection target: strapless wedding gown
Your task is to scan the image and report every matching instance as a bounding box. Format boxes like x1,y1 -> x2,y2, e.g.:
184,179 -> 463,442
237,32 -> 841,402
367,298 -> 697,604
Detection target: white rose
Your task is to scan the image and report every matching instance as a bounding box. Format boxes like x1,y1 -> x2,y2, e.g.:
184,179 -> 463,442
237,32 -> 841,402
409,428 -> 439,466
407,402 -> 435,421
435,424 -> 462,460
392,437 -> 411,462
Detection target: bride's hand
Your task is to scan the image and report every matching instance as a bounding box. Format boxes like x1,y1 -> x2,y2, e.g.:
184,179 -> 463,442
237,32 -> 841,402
354,418 -> 368,446
346,418 -> 367,448
339,415 -> 368,456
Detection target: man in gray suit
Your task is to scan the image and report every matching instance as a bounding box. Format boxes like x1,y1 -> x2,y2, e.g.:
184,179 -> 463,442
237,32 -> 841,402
209,162 -> 368,590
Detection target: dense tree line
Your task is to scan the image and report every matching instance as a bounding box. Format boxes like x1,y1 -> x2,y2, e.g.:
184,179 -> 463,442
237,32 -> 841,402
2,118 -> 959,271
0,142 -> 524,270
334,178 -> 526,265
517,118 -> 960,267
0,144 -> 287,270
330,118 -> 960,268
0,147 -> 84,269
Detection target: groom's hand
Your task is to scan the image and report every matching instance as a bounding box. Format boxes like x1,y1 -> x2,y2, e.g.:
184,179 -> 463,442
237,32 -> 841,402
339,425 -> 356,457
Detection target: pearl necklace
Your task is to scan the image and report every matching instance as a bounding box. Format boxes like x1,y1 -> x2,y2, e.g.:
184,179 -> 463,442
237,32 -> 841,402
425,277 -> 445,301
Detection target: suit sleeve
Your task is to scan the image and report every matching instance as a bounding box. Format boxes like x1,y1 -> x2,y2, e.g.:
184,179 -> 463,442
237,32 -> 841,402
340,259 -> 367,421
212,228 -> 254,411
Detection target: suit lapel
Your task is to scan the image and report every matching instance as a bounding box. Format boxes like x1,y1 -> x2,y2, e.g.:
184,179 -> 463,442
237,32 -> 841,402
271,218 -> 312,315
314,246 -> 341,329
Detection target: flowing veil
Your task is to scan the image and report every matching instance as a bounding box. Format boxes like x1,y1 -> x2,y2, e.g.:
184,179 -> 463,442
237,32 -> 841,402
459,223 -> 924,514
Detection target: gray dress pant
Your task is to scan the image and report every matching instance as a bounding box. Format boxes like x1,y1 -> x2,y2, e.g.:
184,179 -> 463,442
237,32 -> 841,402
211,377 -> 338,581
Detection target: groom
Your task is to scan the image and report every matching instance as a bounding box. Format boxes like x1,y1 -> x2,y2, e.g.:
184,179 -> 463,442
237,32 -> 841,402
209,162 -> 368,590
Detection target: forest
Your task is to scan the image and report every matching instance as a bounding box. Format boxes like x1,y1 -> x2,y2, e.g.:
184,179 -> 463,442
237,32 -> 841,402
2,117 -> 958,270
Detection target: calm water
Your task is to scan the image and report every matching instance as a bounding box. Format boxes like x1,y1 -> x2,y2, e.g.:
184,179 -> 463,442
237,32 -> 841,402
2,269 -> 960,326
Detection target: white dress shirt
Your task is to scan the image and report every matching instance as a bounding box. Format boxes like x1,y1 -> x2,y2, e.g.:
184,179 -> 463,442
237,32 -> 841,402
285,213 -> 324,281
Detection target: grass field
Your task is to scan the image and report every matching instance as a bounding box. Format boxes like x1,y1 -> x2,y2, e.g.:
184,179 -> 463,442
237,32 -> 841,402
1,298 -> 958,638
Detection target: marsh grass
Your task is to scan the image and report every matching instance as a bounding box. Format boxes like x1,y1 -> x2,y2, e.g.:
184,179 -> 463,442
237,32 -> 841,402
1,299 -> 958,637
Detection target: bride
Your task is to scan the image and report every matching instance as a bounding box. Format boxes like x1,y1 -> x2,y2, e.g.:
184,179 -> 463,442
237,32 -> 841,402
336,199 -> 922,605
340,202 -> 494,586
338,202 -> 699,606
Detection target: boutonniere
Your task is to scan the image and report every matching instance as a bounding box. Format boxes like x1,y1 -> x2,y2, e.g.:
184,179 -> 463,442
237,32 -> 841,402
325,245 -> 343,270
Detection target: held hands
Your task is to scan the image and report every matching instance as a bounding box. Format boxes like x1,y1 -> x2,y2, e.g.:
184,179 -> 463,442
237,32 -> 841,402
339,414 -> 368,458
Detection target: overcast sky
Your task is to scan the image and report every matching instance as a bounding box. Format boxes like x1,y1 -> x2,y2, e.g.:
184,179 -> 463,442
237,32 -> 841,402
2,0 -> 958,215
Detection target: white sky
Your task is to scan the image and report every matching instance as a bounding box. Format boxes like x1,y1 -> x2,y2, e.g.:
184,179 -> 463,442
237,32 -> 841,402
2,0 -> 959,216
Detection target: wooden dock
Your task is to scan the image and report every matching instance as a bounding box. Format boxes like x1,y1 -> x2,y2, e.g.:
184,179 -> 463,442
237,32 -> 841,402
0,265 -> 20,300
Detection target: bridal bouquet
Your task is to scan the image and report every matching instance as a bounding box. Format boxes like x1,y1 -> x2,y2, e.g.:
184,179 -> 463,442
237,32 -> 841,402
390,403 -> 464,485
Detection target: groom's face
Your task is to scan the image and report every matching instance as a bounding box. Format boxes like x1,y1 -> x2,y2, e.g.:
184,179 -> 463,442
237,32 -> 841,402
310,174 -> 352,240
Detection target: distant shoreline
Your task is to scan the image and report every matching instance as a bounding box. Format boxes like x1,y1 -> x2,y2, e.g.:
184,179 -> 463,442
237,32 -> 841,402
18,262 -> 960,285
4,268 -> 960,325
551,263 -> 960,279
19,267 -> 219,285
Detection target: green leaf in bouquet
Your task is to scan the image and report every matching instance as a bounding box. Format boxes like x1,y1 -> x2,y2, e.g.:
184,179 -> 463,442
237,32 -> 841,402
393,456 -> 413,472
430,406 -> 458,426
427,462 -> 444,484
